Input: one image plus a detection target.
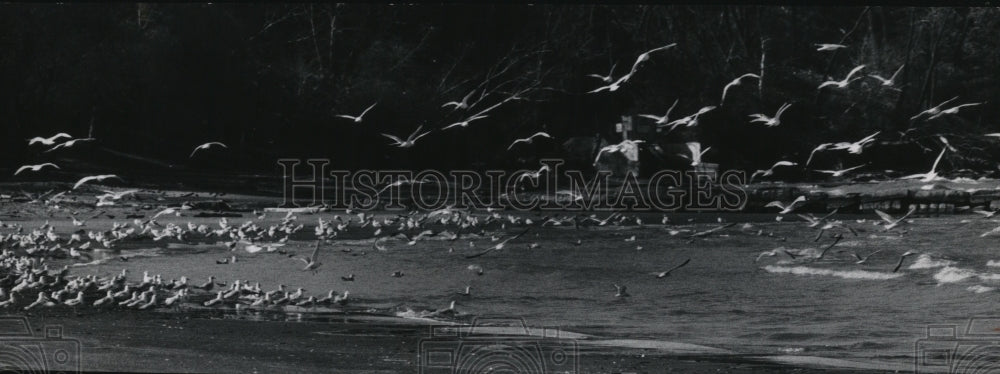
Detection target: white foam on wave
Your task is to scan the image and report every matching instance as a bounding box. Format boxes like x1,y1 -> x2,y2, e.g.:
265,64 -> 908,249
763,265 -> 904,280
987,260 -> 1000,267
933,266 -> 1000,284
967,285 -> 996,294
908,254 -> 955,270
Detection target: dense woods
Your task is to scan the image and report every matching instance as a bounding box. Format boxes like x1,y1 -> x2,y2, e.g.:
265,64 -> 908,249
3,5 -> 1000,178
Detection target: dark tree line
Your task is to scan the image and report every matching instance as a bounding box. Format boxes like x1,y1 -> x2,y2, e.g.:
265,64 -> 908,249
3,4 -> 1000,179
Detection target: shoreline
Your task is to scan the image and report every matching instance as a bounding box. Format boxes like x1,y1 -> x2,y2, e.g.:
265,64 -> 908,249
12,310 -> 898,374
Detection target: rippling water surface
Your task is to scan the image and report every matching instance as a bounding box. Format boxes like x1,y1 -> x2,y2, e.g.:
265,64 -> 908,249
53,212 -> 1000,369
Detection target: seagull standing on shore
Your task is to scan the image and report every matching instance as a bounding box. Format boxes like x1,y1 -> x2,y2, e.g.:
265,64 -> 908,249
190,142 -> 228,158
336,102 -> 377,123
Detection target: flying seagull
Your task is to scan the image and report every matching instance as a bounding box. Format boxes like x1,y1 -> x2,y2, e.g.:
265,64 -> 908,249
815,43 -> 847,51
720,74 -> 760,106
766,196 -> 807,214
639,99 -> 680,125
927,102 -> 983,120
73,174 -> 122,190
868,64 -> 905,87
464,228 -> 529,258
750,161 -> 797,182
589,43 -> 677,93
28,133 -> 72,146
294,240 -> 323,272
910,96 -> 959,121
900,147 -> 946,182
14,163 -> 59,176
748,102 -> 792,127
814,164 -> 866,178
892,251 -> 917,273
818,65 -> 865,90
189,142 -> 228,158
586,63 -> 617,83
45,138 -> 95,152
654,258 -> 691,278
442,114 -> 489,131
875,206 -> 918,231
678,142 -> 710,167
442,91 -> 476,111
506,132 -> 552,150
336,102 -> 377,123
382,125 -> 432,148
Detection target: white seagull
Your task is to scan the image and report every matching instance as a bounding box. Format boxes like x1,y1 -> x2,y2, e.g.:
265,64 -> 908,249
814,164 -> 866,178
586,63 -> 617,83
662,106 -> 715,131
442,91 -> 476,111
900,147 -> 947,182
818,64 -> 866,90
45,138 -> 95,152
678,142 -> 711,167
875,206 -> 917,231
336,102 -> 377,123
815,43 -> 847,51
73,174 -> 122,190
868,64 -> 905,87
748,102 -> 792,127
28,133 -> 72,146
294,240 -> 322,272
442,114 -> 489,131
750,161 -> 797,182
720,74 -> 760,106
766,196 -> 807,214
910,96 -> 958,121
506,132 -> 552,150
381,125 -> 432,148
589,43 -> 677,93
927,102 -> 983,120
14,163 -> 59,176
639,99 -> 679,125
190,142 -> 228,158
